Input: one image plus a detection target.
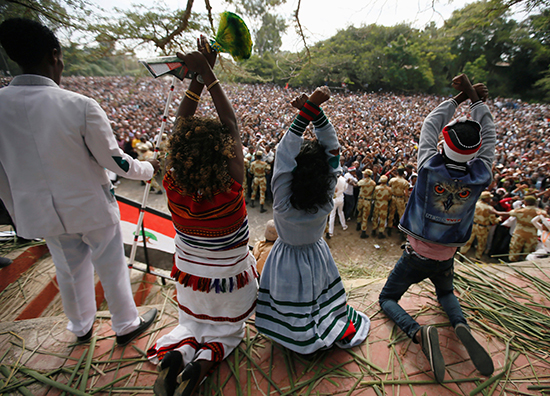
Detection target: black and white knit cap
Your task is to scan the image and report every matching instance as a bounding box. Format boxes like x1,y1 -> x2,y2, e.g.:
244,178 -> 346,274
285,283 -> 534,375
442,117 -> 482,163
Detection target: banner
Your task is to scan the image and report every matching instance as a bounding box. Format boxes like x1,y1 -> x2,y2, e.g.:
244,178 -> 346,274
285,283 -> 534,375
116,195 -> 175,270
139,56 -> 196,81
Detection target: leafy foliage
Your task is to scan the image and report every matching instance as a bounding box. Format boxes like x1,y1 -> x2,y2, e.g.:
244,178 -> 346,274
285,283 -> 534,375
1,0 -> 550,101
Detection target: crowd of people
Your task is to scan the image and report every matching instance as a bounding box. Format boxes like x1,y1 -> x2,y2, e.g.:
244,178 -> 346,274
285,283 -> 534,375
2,17 -> 550,395
2,74 -> 548,260
0,76 -> 546,178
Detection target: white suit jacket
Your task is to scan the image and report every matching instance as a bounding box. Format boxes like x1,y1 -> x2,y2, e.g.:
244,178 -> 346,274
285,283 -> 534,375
0,75 -> 154,238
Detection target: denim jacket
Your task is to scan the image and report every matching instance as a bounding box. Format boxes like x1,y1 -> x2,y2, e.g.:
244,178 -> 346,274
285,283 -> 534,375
398,99 -> 496,247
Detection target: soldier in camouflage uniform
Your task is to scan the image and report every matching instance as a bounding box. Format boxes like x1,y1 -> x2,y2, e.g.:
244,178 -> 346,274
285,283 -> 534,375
243,153 -> 251,202
372,175 -> 392,239
387,167 -> 410,236
136,142 -> 163,194
460,191 -> 500,260
356,169 -> 376,238
507,195 -> 544,262
249,151 -> 271,213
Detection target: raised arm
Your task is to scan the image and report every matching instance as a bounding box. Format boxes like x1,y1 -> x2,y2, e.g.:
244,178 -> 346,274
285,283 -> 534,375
175,38 -> 244,184
456,75 -> 496,170
452,74 -> 481,105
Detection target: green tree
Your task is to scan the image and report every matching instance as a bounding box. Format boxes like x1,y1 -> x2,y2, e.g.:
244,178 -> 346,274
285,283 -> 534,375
463,55 -> 489,84
382,34 -> 435,92
254,12 -> 287,55
534,66 -> 550,100
507,13 -> 550,100
415,22 -> 456,94
445,1 -> 515,72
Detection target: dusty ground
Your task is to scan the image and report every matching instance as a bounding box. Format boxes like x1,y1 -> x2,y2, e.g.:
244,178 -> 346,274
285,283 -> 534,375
115,177 -> 409,279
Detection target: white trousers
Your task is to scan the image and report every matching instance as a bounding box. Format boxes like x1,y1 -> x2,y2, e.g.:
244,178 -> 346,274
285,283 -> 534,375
526,246 -> 550,261
147,318 -> 245,366
329,197 -> 346,235
45,223 -> 140,337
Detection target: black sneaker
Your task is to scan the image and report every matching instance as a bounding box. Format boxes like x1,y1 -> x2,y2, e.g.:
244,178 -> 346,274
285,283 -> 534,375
420,326 -> 445,383
360,231 -> 368,239
325,233 -> 331,240
116,308 -> 158,346
455,323 -> 494,376
378,232 -> 386,239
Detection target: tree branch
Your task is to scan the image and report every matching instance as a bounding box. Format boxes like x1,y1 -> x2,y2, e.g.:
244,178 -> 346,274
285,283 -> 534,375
154,0 -> 194,51
204,0 -> 216,35
6,0 -> 78,28
293,0 -> 310,60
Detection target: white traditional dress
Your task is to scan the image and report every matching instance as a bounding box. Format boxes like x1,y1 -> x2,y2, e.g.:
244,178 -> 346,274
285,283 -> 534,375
255,101 -> 370,354
147,174 -> 258,368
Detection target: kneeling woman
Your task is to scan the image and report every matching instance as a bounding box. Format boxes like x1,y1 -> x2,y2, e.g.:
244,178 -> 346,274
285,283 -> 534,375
255,87 -> 370,355
147,41 -> 258,396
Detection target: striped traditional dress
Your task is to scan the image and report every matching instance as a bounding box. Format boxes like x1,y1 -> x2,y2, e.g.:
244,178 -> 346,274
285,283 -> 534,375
254,101 -> 370,354
147,173 -> 258,367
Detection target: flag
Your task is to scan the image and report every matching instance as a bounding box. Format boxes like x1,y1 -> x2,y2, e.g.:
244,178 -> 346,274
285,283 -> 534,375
116,195 -> 175,270
139,56 -> 196,81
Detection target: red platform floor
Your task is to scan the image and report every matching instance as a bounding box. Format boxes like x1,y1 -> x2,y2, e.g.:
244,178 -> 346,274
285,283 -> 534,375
1,258 -> 549,396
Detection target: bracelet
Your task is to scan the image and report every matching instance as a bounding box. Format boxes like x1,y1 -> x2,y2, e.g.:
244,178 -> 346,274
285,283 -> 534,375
186,90 -> 201,100
207,79 -> 220,91
185,90 -> 200,103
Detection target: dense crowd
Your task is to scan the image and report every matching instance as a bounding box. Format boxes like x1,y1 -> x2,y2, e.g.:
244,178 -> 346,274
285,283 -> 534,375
0,77 -> 550,190
2,74 -> 549,209
2,19 -> 526,386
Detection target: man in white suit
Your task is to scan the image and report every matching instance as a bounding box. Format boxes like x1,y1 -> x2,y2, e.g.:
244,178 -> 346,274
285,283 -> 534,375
0,18 -> 157,345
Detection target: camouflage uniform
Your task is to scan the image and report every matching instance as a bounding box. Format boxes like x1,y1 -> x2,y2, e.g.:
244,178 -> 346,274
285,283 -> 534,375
507,205 -> 544,262
387,176 -> 409,228
158,134 -> 169,180
460,199 -> 499,259
250,160 -> 271,205
136,143 -> 163,192
372,181 -> 391,235
243,156 -> 250,199
356,177 -> 376,232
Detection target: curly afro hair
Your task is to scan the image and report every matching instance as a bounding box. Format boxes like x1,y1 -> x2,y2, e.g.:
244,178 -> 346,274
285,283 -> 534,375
0,18 -> 60,69
290,139 -> 333,213
168,116 -> 235,200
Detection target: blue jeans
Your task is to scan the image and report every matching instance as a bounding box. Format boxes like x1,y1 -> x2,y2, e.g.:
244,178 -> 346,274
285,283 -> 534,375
379,250 -> 467,341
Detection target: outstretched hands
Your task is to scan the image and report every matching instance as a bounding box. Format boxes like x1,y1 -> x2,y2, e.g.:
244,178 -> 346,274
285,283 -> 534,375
473,83 -> 488,102
451,73 -> 474,93
197,34 -> 217,69
309,86 -> 331,106
291,93 -> 309,109
290,86 -> 331,109
452,73 -> 487,103
175,35 -> 216,78
175,51 -> 211,76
